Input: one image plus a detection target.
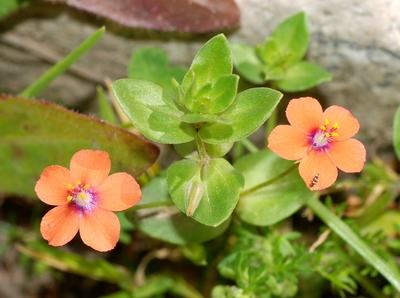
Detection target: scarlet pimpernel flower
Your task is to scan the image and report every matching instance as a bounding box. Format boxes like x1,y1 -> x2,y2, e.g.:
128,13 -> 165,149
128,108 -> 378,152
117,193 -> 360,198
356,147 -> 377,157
35,150 -> 141,251
268,97 -> 366,190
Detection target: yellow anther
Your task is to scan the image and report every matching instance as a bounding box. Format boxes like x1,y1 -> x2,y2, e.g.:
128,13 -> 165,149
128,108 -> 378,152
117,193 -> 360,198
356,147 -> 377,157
324,132 -> 330,137
67,195 -> 73,202
84,184 -> 91,189
332,132 -> 339,137
320,125 -> 326,130
325,118 -> 329,125
79,193 -> 87,199
333,122 -> 339,129
67,183 -> 74,189
77,180 -> 82,185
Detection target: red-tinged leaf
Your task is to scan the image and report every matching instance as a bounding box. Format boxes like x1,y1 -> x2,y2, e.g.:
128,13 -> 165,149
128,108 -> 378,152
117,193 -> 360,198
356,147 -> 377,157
47,0 -> 240,33
0,95 -> 159,198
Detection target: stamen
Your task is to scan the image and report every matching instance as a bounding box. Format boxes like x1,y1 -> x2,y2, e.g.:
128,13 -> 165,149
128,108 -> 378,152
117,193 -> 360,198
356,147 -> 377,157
84,184 -> 91,189
320,125 -> 326,130
67,195 -> 72,202
324,132 -> 330,137
325,118 -> 329,125
79,193 -> 87,199
67,183 -> 74,189
332,132 -> 339,137
333,122 -> 339,129
77,180 -> 81,185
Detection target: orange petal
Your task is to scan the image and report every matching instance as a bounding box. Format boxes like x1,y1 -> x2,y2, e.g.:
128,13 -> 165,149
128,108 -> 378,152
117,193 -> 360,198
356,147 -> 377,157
40,205 -> 80,246
79,208 -> 120,252
35,165 -> 73,206
299,150 -> 338,190
268,125 -> 309,160
328,139 -> 366,173
70,150 -> 111,187
96,173 -> 142,212
286,97 -> 323,134
323,106 -> 360,141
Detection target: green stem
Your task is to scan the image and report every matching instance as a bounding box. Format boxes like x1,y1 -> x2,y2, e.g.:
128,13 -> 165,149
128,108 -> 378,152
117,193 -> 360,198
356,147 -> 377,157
195,133 -> 209,161
129,201 -> 175,211
306,197 -> 400,292
20,27 -> 105,98
239,138 -> 260,154
240,162 -> 298,197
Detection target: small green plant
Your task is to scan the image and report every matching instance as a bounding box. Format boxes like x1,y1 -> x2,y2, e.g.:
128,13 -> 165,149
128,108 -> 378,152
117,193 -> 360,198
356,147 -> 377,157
231,12 -> 331,91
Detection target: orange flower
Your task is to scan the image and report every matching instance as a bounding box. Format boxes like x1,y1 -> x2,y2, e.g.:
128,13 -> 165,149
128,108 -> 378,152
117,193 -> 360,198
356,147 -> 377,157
35,150 -> 141,251
268,97 -> 366,190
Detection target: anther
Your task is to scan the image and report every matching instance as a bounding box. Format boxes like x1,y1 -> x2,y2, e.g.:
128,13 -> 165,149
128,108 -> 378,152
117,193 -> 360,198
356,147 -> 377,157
84,184 -> 90,189
67,195 -> 73,202
67,183 -> 74,189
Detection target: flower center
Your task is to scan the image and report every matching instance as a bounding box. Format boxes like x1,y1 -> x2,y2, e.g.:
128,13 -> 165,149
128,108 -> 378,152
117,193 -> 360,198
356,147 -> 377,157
66,180 -> 98,213
309,118 -> 339,150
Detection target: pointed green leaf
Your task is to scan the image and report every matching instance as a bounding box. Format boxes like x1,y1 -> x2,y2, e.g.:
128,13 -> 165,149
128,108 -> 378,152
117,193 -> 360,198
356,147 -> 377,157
234,150 -> 312,226
259,37 -> 283,65
231,43 -> 265,84
271,12 -> 309,64
112,78 -> 196,144
199,88 -> 282,143
167,158 -> 244,227
128,47 -> 187,94
0,96 -> 159,198
275,61 -> 331,92
208,74 -> 239,114
182,34 -> 232,92
128,173 -> 231,244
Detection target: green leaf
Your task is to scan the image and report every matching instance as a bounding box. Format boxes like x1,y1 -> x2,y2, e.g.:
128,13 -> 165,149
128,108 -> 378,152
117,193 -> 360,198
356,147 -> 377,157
259,37 -> 282,66
0,0 -> 34,19
275,61 -> 331,92
0,96 -> 159,198
182,34 -> 232,92
271,12 -> 309,64
231,43 -> 265,84
19,241 -> 133,291
179,243 -> 208,266
97,86 -> 117,125
362,210 -> 400,237
128,47 -> 187,94
20,27 -> 105,98
199,88 -> 282,143
133,274 -> 203,298
180,113 -> 232,125
174,140 -> 233,159
167,158 -> 244,227
234,150 -> 312,226
208,74 -> 239,114
128,173 -> 230,244
111,78 -> 196,144
393,105 -> 400,160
